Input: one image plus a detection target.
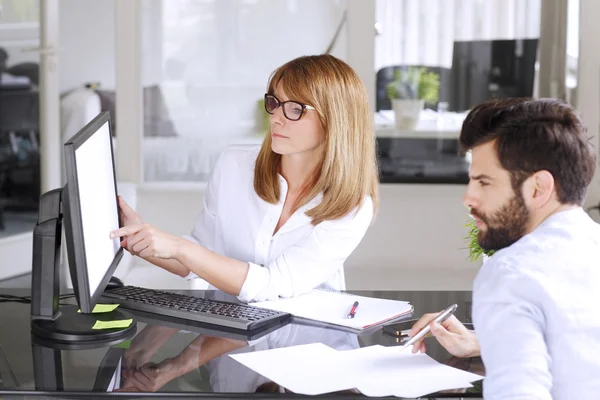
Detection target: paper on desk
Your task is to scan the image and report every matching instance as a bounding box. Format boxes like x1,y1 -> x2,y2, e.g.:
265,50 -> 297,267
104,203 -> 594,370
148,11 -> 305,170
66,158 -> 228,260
230,344 -> 482,397
338,345 -> 480,397
232,343 -> 354,395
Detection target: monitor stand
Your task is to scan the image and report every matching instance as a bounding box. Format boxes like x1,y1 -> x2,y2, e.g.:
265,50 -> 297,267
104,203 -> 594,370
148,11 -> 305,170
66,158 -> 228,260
30,188 -> 136,343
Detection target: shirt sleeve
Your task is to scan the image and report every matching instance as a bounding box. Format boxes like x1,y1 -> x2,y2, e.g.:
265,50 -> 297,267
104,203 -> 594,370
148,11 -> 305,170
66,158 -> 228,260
473,259 -> 552,400
237,197 -> 374,303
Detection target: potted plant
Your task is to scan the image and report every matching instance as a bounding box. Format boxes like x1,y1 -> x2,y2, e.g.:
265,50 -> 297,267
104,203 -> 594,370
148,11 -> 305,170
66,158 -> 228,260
386,67 -> 440,130
465,218 -> 495,262
256,98 -> 270,134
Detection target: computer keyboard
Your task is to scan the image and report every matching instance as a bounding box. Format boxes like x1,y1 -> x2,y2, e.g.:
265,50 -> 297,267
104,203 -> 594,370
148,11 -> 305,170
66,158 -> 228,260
101,286 -> 291,331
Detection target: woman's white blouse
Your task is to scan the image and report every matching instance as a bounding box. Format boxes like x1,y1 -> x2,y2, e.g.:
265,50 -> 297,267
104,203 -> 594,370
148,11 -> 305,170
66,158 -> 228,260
184,145 -> 374,303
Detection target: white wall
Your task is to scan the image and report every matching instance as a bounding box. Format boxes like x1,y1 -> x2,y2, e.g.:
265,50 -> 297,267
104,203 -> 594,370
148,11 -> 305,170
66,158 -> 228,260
58,0 -> 116,92
578,0 -> 600,211
58,0 -> 162,92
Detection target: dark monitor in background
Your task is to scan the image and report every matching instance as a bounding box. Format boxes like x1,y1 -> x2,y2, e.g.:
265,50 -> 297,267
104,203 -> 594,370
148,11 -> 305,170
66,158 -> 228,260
30,111 -> 136,344
449,39 -> 538,112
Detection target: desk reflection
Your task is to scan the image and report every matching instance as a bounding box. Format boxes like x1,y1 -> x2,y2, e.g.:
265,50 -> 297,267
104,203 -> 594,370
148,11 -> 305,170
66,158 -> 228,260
115,322 -> 360,393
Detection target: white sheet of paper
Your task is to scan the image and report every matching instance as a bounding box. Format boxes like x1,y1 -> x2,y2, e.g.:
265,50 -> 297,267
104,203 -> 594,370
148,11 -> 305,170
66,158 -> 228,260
340,345 -> 479,397
230,343 -> 483,397
231,343 -> 354,395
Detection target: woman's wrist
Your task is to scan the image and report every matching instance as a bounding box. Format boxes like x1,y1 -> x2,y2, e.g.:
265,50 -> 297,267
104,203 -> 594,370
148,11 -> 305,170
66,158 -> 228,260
174,238 -> 196,263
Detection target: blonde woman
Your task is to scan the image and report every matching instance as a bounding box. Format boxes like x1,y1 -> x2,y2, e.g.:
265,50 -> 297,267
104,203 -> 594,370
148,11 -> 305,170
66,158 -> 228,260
110,54 -> 379,303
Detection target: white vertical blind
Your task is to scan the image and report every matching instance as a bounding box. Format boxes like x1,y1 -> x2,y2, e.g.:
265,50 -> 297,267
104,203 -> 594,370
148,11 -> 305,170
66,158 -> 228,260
375,0 -> 541,70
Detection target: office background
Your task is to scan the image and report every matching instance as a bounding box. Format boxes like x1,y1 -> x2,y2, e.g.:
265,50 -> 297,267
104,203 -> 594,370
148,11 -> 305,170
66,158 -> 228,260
0,0 -> 598,294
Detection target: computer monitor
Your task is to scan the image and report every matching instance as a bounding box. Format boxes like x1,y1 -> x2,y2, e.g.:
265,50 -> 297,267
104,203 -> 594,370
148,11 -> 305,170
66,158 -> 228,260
30,111 -> 136,344
449,38 -> 538,111
62,111 -> 123,313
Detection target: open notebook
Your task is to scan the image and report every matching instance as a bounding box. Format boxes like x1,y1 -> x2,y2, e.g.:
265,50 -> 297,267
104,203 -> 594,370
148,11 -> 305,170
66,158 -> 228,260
251,289 -> 413,331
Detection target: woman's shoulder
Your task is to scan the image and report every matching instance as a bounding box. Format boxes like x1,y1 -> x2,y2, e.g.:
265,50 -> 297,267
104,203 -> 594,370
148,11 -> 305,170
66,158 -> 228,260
319,195 -> 374,229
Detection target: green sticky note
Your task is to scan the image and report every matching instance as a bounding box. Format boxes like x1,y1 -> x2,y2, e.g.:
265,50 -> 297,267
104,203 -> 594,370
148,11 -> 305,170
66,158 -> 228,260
78,304 -> 120,314
92,319 -> 133,330
113,339 -> 132,349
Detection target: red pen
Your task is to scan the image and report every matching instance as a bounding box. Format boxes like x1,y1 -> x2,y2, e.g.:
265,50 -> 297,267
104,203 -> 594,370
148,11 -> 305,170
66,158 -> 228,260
347,301 -> 359,319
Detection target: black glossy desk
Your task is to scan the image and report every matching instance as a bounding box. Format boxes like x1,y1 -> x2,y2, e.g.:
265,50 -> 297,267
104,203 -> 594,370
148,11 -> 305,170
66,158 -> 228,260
0,289 -> 483,398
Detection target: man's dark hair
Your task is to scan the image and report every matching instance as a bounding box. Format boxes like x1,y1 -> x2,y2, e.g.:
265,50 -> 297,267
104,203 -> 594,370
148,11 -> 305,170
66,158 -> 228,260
459,97 -> 596,205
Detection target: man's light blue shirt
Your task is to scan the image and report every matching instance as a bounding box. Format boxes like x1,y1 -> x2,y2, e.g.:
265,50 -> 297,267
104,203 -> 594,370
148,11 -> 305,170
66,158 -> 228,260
473,207 -> 600,399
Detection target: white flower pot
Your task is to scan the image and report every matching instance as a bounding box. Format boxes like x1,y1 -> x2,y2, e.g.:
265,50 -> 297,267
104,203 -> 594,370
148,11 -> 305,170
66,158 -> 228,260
392,99 -> 424,130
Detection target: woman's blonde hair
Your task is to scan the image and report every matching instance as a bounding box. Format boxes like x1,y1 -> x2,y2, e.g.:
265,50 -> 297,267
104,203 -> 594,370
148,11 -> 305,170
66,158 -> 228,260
254,54 -> 379,225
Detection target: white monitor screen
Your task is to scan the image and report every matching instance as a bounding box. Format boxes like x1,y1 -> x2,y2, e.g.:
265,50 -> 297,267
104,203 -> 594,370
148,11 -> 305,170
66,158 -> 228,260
73,121 -> 121,296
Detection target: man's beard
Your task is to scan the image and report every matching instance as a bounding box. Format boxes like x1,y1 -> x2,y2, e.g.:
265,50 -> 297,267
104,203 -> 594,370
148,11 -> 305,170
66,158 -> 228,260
472,190 -> 530,252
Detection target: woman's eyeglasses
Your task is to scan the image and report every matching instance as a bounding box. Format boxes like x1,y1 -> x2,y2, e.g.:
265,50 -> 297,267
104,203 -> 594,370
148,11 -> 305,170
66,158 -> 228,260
264,94 -> 315,121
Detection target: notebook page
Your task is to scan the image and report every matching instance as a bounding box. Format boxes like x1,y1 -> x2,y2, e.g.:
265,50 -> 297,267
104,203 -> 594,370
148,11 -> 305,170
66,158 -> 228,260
251,290 -> 412,330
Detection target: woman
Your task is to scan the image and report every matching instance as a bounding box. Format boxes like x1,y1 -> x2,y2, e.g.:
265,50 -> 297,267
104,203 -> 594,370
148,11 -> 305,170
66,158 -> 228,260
110,54 -> 379,302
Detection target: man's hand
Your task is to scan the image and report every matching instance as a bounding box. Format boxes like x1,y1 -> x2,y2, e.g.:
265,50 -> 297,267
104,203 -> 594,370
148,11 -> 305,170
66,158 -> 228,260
408,314 -> 480,358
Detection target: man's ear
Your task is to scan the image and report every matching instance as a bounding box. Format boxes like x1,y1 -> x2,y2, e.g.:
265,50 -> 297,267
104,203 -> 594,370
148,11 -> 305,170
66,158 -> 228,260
526,171 -> 555,208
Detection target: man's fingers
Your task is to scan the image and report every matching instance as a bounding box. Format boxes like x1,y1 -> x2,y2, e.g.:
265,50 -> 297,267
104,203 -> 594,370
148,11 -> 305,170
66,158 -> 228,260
440,315 -> 467,333
430,321 -> 460,350
408,313 -> 436,337
411,338 -> 423,353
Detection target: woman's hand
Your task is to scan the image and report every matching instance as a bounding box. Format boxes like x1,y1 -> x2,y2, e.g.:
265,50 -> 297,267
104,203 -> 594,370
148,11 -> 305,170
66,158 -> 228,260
121,359 -> 181,392
408,314 -> 480,358
119,196 -> 143,226
117,196 -> 144,250
123,325 -> 179,371
110,224 -> 184,259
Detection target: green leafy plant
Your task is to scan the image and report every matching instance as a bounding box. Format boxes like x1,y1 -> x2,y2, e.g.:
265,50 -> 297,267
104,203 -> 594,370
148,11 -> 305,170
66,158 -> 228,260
256,98 -> 270,133
465,218 -> 495,262
386,67 -> 440,104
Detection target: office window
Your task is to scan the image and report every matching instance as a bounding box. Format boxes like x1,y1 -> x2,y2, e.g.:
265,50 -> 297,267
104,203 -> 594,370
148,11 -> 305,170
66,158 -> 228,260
374,0 -> 542,185
375,0 -> 541,112
140,0 -> 347,183
0,0 -> 39,45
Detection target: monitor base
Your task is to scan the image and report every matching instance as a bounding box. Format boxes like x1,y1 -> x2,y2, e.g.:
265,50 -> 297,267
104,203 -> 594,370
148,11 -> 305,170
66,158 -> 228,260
31,305 -> 137,343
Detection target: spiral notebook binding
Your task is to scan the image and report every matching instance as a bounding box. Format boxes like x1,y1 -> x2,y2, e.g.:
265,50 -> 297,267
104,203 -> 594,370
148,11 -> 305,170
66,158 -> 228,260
315,288 -> 354,296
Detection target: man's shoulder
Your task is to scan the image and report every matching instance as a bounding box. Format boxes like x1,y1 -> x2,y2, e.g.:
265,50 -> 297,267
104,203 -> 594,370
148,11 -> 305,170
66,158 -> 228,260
485,210 -> 598,273
474,241 -> 548,297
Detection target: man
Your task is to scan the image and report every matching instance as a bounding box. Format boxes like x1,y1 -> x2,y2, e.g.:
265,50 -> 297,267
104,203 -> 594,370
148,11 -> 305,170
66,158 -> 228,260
410,98 -> 600,399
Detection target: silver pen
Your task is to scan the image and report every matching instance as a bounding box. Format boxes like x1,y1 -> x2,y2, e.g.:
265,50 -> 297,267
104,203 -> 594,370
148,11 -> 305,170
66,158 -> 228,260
399,303 -> 458,352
